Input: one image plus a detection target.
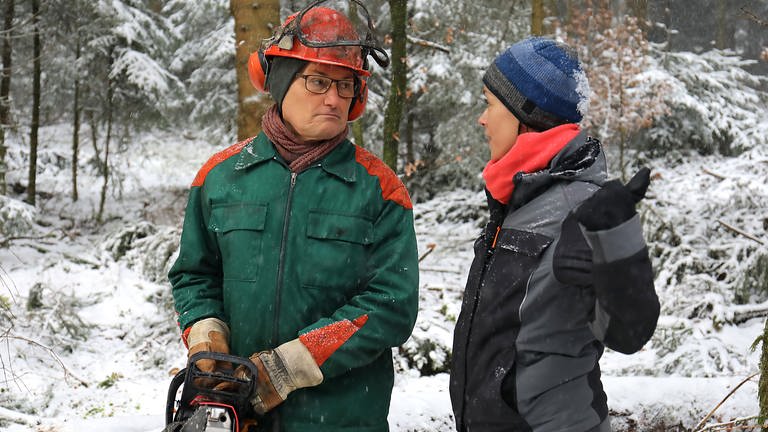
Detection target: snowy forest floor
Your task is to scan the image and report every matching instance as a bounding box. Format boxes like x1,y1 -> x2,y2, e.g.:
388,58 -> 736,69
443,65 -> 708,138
0,126 -> 764,431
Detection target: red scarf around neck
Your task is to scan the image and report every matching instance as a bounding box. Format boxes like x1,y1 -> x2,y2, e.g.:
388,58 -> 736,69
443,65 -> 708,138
482,123 -> 580,204
261,105 -> 349,173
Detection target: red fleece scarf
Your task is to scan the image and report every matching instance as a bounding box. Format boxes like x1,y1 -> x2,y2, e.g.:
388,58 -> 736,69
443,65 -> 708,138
261,105 -> 349,173
483,123 -> 580,204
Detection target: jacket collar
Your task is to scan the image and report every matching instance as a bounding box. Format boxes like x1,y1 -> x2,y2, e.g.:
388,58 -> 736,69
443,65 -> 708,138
508,130 -> 606,210
235,132 -> 357,183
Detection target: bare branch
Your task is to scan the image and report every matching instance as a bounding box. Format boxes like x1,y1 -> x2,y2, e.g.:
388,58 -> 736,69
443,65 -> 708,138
418,243 -> 436,262
716,219 -> 765,245
406,35 -> 450,53
3,333 -> 89,387
693,372 -> 759,431
740,7 -> 768,27
701,167 -> 726,180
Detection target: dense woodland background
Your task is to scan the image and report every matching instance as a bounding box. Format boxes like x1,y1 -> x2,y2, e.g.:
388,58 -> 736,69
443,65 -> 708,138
0,0 -> 766,204
1,0 -> 768,430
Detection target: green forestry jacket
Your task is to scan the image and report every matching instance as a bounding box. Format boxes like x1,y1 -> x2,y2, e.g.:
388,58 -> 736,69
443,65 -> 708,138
169,132 -> 419,432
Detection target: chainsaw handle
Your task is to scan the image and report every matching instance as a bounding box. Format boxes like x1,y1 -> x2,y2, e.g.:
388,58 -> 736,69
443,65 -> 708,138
165,352 -> 260,427
184,352 -> 259,400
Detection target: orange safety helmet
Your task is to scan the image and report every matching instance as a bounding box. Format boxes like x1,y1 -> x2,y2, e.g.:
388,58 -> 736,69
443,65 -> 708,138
248,0 -> 389,121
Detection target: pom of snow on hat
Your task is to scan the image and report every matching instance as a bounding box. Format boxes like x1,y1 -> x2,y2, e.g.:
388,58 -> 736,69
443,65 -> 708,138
483,36 -> 590,131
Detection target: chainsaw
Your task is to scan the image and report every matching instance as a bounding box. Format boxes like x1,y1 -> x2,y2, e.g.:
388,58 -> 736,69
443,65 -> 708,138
164,352 -> 259,432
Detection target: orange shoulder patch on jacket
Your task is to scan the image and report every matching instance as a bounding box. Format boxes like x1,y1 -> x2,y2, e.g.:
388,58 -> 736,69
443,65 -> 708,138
190,138 -> 252,187
299,315 -> 369,366
354,146 -> 412,209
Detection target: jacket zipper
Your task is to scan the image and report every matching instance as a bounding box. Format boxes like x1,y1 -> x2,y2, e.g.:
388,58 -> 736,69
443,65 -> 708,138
460,230 -> 496,427
272,171 -> 298,347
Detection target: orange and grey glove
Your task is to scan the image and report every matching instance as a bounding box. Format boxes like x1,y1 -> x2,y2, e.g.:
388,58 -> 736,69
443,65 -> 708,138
246,339 -> 323,415
186,317 -> 231,385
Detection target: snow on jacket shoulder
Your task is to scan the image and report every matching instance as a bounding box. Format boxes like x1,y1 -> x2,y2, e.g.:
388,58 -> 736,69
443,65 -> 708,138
169,132 -> 419,432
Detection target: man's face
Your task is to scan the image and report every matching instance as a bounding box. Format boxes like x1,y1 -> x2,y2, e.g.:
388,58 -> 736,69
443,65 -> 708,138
281,62 -> 355,143
479,86 -> 521,162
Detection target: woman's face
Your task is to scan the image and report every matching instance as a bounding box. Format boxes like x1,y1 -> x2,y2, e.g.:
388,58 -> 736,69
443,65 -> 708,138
478,86 -> 521,161
281,62 -> 355,143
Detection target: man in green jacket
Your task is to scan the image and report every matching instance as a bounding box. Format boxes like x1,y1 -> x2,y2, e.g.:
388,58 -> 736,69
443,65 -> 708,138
168,1 -> 419,430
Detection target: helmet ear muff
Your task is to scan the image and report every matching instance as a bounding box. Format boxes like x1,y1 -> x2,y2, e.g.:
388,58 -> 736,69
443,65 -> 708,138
348,77 -> 367,121
248,50 -> 270,92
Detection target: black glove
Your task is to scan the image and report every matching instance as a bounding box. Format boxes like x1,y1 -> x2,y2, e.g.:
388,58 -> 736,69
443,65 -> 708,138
574,167 -> 650,231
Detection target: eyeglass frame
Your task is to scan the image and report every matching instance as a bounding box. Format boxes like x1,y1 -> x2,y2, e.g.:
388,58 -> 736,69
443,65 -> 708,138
295,74 -> 358,99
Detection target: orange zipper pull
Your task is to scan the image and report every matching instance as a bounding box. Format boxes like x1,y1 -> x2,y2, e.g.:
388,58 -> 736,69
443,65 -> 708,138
491,225 -> 501,249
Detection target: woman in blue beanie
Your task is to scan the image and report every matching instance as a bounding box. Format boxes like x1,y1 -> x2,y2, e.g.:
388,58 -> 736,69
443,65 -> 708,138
449,37 -> 660,432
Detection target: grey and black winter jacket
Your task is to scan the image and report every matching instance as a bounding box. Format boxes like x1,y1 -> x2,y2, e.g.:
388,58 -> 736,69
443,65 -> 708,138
449,132 -> 660,432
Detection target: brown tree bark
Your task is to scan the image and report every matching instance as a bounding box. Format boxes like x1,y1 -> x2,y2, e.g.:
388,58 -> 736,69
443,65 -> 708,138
0,0 -> 14,196
382,0 -> 407,171
531,0 -> 545,36
27,0 -> 40,205
230,0 -> 279,141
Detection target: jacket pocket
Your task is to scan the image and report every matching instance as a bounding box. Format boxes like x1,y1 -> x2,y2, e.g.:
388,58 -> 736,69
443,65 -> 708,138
209,202 -> 267,281
209,202 -> 267,233
306,210 -> 374,245
495,229 -> 553,256
304,210 -> 373,290
479,229 -> 553,328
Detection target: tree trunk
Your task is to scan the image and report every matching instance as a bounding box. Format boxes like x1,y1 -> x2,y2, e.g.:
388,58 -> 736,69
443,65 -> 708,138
382,0 -> 407,171
628,0 -> 648,34
715,0 -> 727,50
230,0 -> 279,141
97,51 -> 114,223
0,0 -> 14,196
759,318 -> 768,428
352,119 -> 364,148
71,37 -> 81,202
27,0 -> 40,205
405,111 -> 414,164
531,0 -> 545,36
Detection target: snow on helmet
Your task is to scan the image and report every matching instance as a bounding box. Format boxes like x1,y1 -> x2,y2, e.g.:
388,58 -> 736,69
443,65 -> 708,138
248,0 -> 388,121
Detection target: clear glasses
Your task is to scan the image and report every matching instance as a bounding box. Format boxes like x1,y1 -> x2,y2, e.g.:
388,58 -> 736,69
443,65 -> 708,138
296,74 -> 356,98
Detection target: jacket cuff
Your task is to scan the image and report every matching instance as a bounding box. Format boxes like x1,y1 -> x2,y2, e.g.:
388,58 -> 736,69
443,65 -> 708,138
580,214 -> 646,264
276,338 -> 324,388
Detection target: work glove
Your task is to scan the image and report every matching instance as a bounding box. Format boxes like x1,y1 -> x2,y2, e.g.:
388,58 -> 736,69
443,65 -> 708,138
235,339 -> 323,415
186,317 -> 231,386
574,167 -> 651,231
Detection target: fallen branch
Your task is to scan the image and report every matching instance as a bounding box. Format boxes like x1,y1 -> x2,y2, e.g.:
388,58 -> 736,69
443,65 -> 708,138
0,406 -> 36,426
701,167 -> 726,180
732,304 -> 768,324
26,243 -> 102,267
692,372 -> 759,431
4,334 -> 89,388
418,243 -> 436,262
699,415 -> 766,431
420,267 -> 462,274
407,35 -> 450,53
716,220 -> 765,245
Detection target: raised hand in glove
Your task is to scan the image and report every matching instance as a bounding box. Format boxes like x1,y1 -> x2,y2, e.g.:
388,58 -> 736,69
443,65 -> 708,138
186,317 -> 231,385
239,339 -> 323,415
574,167 -> 651,231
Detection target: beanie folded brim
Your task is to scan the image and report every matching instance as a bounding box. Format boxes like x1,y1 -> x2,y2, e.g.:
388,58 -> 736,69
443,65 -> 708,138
483,63 -> 571,131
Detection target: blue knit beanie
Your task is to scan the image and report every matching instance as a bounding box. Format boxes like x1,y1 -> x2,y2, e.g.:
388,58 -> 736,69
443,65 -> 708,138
483,37 -> 589,131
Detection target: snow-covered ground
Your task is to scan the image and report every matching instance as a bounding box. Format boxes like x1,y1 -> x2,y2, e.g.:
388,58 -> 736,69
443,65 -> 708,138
0,126 -> 764,431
